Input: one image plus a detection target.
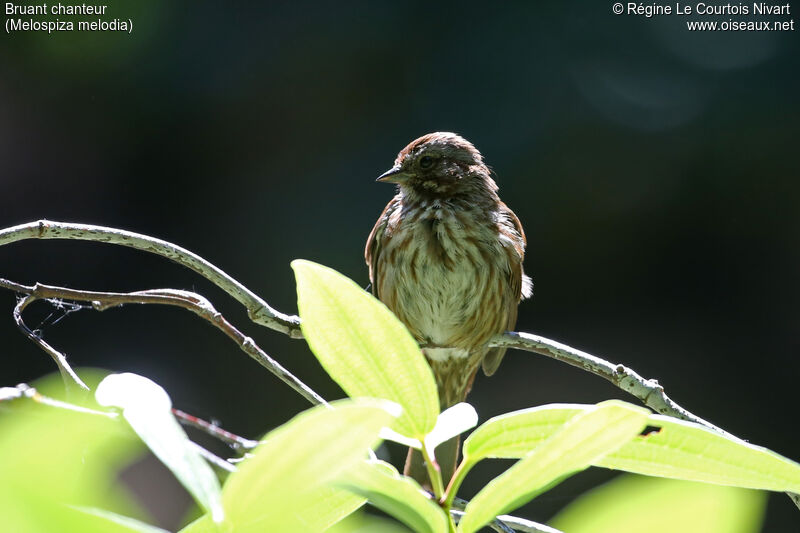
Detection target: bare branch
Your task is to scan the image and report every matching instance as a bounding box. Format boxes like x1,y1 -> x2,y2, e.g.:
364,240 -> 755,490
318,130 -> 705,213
451,498 -> 563,533
0,220 -> 303,338
3,220 -> 797,510
1,384 -> 239,474
488,331 -> 800,510
0,278 -> 326,407
790,492 -> 800,510
488,331 -> 734,438
0,222 -> 739,430
450,510 -> 515,533
173,408 -> 259,451
187,440 -> 237,473
13,293 -> 90,393
0,383 -> 117,418
0,220 -> 760,434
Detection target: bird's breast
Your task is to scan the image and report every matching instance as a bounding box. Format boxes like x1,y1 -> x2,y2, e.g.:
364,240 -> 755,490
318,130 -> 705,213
378,202 -> 511,355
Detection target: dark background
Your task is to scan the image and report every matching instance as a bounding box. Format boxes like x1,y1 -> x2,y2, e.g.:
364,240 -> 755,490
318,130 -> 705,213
1,1 -> 798,530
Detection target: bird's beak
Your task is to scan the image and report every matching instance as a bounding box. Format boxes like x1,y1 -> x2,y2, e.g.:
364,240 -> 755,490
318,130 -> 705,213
376,166 -> 413,185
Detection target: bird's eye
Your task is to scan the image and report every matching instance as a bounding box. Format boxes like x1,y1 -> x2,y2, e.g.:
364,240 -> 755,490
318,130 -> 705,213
419,155 -> 434,169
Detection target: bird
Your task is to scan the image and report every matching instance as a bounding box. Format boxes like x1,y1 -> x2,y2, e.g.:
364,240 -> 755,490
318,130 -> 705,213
365,132 -> 531,489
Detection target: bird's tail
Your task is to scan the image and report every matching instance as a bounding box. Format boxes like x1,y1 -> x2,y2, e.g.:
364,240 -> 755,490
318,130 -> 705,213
406,350 -> 483,491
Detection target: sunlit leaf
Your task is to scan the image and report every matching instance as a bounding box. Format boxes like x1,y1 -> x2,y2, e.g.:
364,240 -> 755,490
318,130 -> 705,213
458,401 -> 648,533
70,506 -> 171,533
464,403 -> 800,494
337,460 -> 449,533
329,510 -> 414,532
176,514 -> 216,533
221,399 -> 399,531
96,373 -> 224,522
0,371 -> 148,533
549,475 -> 766,533
425,403 -> 478,457
293,485 -> 366,531
179,493 -> 364,533
598,415 -> 800,493
463,403 -> 584,462
292,260 -> 439,440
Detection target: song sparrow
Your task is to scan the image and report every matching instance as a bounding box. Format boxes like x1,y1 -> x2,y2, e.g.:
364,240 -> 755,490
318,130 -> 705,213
365,132 -> 531,486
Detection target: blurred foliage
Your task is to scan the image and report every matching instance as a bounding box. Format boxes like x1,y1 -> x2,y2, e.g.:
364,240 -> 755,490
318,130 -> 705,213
0,371 -> 149,532
550,474 -> 766,533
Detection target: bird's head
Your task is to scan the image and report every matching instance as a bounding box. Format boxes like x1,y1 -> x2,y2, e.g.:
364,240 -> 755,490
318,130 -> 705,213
376,132 -> 497,199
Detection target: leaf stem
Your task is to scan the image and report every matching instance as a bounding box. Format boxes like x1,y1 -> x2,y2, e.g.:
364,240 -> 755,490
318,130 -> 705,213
421,445 -> 445,499
447,513 -> 458,533
443,458 -> 473,509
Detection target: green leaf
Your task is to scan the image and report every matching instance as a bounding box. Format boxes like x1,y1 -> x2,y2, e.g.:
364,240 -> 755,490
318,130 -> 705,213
465,403 -> 800,494
425,402 -> 478,457
329,510 -> 416,533
96,373 -> 224,522
292,486 -> 366,531
176,515 -> 218,533
292,260 -> 439,440
221,399 -> 399,531
549,474 -> 766,533
598,414 -> 800,493
337,460 -> 449,533
70,507 -> 171,533
458,401 -> 648,533
0,371 -> 148,533
463,403 -> 585,462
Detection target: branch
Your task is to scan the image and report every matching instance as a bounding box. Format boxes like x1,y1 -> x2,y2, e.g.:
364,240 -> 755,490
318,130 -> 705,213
0,383 -> 117,418
790,492 -> 800,509
0,221 -> 727,430
487,333 -> 800,510
188,440 -> 237,473
450,510 -> 514,533
0,220 -> 303,338
13,292 -> 90,393
451,497 -> 563,533
488,331 -> 734,438
1,383 -> 239,474
173,408 -> 259,451
0,279 -> 326,407
3,220 -> 797,510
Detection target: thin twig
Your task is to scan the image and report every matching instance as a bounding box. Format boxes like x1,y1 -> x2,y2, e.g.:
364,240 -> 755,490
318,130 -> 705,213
488,331 -> 734,438
451,498 -> 563,533
490,514 -> 563,533
173,408 -> 259,451
187,440 -> 237,473
13,294 -> 90,393
0,383 -> 118,417
0,220 -> 303,338
0,384 -> 239,473
790,492 -> 800,509
0,278 -> 326,407
488,334 -> 800,510
450,510 -> 515,533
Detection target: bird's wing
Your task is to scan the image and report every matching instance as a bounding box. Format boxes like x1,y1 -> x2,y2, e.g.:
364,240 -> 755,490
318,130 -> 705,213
503,203 -> 532,300
364,196 -> 400,298
482,202 -> 531,376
